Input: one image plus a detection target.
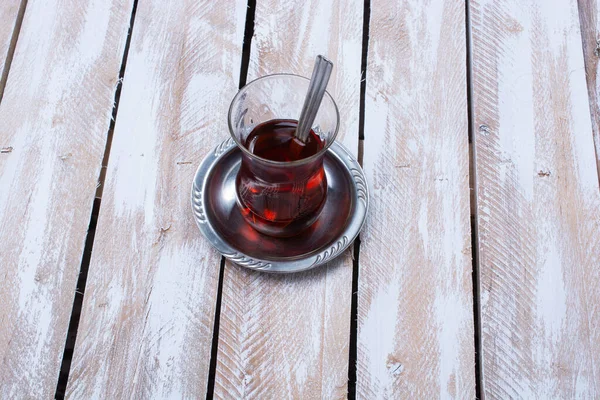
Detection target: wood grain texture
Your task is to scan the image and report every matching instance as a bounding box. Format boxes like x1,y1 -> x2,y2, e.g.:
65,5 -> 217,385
357,0 -> 476,398
579,0 -> 600,180
214,0 -> 363,398
65,1 -> 247,398
0,0 -> 134,397
471,0 -> 600,397
0,0 -> 22,95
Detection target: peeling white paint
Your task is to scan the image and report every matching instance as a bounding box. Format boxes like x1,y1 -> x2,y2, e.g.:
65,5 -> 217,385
536,244 -> 566,342
435,290 -> 464,400
359,282 -> 400,398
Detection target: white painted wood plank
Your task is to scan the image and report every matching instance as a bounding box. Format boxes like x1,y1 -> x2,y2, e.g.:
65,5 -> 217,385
0,0 -> 134,397
357,0 -> 476,398
471,0 -> 600,397
214,0 -> 363,398
579,0 -> 600,180
0,0 -> 21,94
66,1 -> 246,398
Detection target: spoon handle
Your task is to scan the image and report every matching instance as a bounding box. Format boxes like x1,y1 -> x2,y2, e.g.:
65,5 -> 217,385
295,55 -> 333,142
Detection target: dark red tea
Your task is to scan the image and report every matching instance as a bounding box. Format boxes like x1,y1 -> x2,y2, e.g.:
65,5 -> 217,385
236,119 -> 327,237
245,119 -> 323,162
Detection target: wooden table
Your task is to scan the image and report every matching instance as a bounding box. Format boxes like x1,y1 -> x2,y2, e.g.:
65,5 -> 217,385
1,0 -> 599,398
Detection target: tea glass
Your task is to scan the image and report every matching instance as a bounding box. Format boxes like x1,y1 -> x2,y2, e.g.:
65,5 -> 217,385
228,74 -> 339,237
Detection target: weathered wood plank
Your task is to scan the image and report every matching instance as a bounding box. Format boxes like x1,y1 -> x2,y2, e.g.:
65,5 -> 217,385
471,0 -> 600,397
0,0 -> 22,97
580,0 -> 600,179
66,0 -> 246,398
357,0 -> 476,398
0,0 -> 134,397
214,0 -> 363,398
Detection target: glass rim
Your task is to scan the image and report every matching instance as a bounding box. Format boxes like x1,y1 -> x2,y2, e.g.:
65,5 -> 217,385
227,73 -> 340,166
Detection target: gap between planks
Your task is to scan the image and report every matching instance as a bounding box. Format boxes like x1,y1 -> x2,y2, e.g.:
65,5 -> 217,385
466,0 -> 483,398
357,0 -> 371,142
349,0 -> 370,397
347,235 -> 362,400
54,1 -> 139,397
0,0 -> 27,105
205,0 -> 256,397
205,257 -> 226,399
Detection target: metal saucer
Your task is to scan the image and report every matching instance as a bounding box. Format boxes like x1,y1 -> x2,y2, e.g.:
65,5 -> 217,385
191,138 -> 368,273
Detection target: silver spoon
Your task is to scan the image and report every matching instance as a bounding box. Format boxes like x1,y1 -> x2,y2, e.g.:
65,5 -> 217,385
295,55 -> 334,143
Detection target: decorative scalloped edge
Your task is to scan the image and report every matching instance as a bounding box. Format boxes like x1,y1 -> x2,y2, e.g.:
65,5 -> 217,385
213,137 -> 236,157
192,185 -> 207,224
334,144 -> 368,207
336,141 -> 354,160
350,167 -> 367,206
223,251 -> 272,270
311,235 -> 349,266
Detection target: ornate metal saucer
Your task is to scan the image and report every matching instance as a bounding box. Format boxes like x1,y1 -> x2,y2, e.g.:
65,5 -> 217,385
191,137 -> 368,273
